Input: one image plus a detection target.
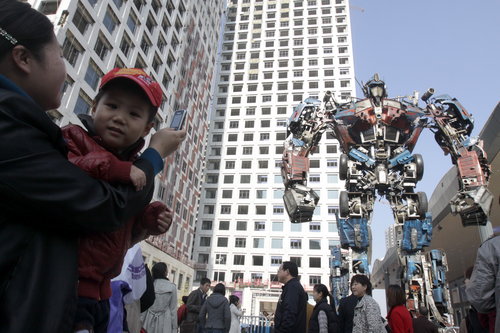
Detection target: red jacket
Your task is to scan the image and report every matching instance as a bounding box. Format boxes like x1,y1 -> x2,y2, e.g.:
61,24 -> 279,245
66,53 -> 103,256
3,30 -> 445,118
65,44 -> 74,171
62,122 -> 166,300
388,305 -> 414,333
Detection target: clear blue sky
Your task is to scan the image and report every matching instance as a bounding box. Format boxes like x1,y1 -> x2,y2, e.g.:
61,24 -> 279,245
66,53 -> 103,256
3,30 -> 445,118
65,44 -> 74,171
350,0 -> 500,263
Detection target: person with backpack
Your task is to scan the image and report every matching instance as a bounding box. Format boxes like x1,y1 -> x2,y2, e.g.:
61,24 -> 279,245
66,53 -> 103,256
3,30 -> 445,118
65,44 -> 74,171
309,284 -> 339,333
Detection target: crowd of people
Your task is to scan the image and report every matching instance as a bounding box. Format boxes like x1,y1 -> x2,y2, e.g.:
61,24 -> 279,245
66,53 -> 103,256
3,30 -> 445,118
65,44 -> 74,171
0,1 -> 498,333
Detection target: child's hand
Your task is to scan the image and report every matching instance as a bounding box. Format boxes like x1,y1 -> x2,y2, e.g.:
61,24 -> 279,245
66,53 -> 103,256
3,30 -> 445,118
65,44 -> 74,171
130,165 -> 146,191
149,128 -> 187,158
149,207 -> 173,235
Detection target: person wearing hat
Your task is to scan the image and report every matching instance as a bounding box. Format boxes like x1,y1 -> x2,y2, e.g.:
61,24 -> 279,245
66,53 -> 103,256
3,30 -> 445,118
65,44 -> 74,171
61,68 -> 184,333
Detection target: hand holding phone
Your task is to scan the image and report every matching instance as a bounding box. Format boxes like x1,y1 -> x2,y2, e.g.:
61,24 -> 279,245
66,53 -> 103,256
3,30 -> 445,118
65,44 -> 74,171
169,109 -> 187,130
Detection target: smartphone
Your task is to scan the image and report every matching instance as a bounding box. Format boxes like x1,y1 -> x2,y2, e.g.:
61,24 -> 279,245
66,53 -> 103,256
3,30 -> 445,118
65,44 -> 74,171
169,109 -> 187,130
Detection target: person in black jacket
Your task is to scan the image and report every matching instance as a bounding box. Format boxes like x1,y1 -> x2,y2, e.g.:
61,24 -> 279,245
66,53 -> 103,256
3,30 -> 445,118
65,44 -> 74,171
337,294 -> 357,333
274,261 -> 308,333
309,284 -> 339,333
0,2 -> 184,332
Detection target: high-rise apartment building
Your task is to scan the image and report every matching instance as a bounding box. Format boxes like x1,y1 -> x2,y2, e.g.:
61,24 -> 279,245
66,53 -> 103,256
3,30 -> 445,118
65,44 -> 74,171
385,224 -> 397,250
28,0 -> 225,293
194,0 -> 355,313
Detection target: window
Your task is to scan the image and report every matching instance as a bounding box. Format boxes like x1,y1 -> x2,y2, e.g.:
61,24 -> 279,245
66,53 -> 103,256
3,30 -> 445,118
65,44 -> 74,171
272,221 -> 283,231
256,190 -> 267,199
103,7 -> 118,33
200,237 -> 211,247
219,221 -> 230,230
215,254 -> 227,265
329,222 -> 338,232
234,255 -> 245,265
255,221 -> 266,231
290,256 -> 302,267
309,257 -> 321,268
94,34 -> 110,60
290,239 -> 302,249
291,223 -> 302,232
235,237 -> 247,247
217,237 -> 228,247
239,190 -> 250,199
328,190 -> 339,199
223,175 -> 234,184
213,271 -> 225,282
236,221 -> 247,231
245,120 -> 255,128
205,189 -> 216,199
256,206 -> 266,215
62,34 -> 83,67
226,161 -> 236,169
253,238 -> 265,248
260,133 -> 270,141
222,190 -> 233,199
232,272 -> 244,282
198,253 -> 209,263
84,61 -> 102,90
310,160 -> 320,168
310,222 -> 321,232
73,6 -> 93,35
328,206 -> 339,215
253,256 -> 264,266
309,275 -> 321,285
309,174 -> 320,183
220,205 -> 231,214
327,174 -> 339,183
243,147 -> 253,155
257,175 -> 268,183
74,91 -> 92,115
238,205 -> 249,214
271,256 -> 283,265
309,239 -> 321,249
271,239 -> 283,249
241,175 -> 251,183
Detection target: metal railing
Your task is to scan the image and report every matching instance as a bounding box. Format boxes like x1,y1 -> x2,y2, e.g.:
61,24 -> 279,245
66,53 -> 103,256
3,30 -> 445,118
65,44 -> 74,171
240,315 -> 272,333
439,327 -> 459,333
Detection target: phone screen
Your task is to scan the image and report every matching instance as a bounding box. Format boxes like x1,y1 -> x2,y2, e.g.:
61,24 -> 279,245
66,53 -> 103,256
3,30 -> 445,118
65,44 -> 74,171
170,110 -> 186,130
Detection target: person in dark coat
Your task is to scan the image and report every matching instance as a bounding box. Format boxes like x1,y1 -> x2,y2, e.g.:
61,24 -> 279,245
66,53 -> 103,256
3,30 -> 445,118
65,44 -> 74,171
309,284 -> 339,333
0,2 -> 182,332
199,283 -> 231,333
181,277 -> 211,333
412,306 -> 438,333
337,294 -> 357,333
274,261 -> 308,333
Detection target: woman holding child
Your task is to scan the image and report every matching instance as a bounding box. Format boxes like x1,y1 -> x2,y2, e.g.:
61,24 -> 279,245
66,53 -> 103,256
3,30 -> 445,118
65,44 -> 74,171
0,1 -> 185,332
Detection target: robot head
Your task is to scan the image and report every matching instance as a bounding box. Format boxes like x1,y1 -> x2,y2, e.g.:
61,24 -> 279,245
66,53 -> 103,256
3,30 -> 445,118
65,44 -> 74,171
363,73 -> 387,106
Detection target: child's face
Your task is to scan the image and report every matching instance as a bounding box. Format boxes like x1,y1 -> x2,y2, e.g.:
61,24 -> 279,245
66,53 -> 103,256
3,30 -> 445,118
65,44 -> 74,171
92,86 -> 153,153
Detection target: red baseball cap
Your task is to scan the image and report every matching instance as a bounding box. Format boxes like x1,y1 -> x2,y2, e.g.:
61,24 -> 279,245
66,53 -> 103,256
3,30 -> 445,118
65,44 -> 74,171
99,68 -> 163,108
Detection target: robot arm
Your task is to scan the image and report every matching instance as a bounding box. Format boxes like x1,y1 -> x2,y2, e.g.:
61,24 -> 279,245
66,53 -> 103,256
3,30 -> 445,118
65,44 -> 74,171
281,98 -> 332,223
424,90 -> 493,226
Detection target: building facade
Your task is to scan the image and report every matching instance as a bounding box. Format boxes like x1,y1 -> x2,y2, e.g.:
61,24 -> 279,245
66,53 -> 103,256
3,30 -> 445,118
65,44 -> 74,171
29,0 -> 225,294
194,0 -> 355,313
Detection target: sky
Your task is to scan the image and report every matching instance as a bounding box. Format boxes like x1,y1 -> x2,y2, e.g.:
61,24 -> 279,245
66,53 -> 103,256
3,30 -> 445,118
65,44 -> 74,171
348,0 -> 500,312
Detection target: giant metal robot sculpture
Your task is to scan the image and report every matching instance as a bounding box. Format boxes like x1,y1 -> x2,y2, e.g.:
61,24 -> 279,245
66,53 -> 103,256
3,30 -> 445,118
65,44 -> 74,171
281,74 -> 492,324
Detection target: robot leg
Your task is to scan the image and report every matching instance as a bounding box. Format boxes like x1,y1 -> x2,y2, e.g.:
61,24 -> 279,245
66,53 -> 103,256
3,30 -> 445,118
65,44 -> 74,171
400,214 -> 453,325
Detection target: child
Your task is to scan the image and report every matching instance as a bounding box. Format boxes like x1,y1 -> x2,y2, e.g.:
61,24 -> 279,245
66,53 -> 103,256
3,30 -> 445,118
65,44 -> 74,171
61,68 -> 177,333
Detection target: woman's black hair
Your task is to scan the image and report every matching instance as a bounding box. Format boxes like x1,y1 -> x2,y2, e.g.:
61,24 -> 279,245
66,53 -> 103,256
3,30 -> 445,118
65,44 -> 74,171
151,262 -> 168,280
213,283 -> 226,295
0,0 -> 54,61
350,274 -> 372,296
229,294 -> 240,306
313,284 -> 334,306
